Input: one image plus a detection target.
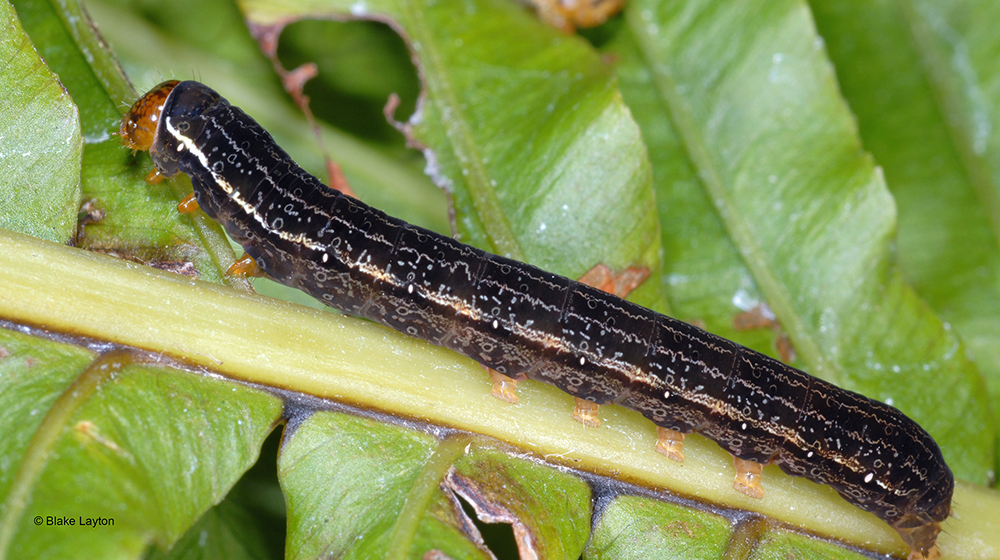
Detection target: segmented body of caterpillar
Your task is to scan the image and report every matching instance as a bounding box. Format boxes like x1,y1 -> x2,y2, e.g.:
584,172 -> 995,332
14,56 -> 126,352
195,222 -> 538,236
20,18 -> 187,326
121,80 -> 953,559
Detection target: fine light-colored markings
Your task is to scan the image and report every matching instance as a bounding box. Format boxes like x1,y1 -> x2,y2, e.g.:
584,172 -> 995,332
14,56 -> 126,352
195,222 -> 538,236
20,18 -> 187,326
121,80 -> 953,560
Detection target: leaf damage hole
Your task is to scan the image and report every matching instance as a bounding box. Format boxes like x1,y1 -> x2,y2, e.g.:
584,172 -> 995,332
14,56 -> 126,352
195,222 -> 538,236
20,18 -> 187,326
248,17 -> 419,193
444,470 -> 524,560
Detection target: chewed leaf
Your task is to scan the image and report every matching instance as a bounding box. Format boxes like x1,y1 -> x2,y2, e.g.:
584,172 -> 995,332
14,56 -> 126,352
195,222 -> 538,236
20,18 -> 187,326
7,0 -> 1000,558
448,444 -> 591,559
239,0 -> 665,311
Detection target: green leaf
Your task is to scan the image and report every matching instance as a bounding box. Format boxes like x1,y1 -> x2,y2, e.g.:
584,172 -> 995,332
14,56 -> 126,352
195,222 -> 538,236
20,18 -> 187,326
603,0 -> 992,483
0,0 -> 81,242
279,412 -> 440,559
0,339 -> 282,558
0,329 -> 95,508
4,0 -> 1000,558
10,0 -> 240,284
810,0 -> 1000,482
588,496 -> 731,560
750,530 -> 874,560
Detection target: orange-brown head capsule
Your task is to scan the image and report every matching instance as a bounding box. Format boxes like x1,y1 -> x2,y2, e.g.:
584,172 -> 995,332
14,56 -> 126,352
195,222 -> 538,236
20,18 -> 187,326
119,80 -> 180,151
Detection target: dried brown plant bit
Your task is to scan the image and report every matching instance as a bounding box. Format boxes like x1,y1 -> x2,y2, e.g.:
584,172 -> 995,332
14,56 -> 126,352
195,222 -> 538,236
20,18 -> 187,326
529,0 -> 627,32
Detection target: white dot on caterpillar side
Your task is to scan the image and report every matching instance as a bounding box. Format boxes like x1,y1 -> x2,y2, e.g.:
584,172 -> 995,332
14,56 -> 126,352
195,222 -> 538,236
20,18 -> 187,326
579,357 -> 586,365
322,253 -> 329,263
741,422 -> 747,430
492,319 -> 498,329
663,390 -> 670,399
407,284 -> 414,294
865,472 -> 874,483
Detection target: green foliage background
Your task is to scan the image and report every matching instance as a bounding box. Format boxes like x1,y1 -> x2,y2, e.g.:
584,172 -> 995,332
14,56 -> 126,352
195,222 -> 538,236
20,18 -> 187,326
1,0 -> 999,558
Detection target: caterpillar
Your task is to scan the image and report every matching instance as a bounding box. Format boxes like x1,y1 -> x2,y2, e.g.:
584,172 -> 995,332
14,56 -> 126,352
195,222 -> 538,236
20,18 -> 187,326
120,80 -> 953,559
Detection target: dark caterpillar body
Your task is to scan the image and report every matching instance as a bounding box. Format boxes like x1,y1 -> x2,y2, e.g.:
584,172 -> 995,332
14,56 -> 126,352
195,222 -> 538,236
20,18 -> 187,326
121,80 -> 953,559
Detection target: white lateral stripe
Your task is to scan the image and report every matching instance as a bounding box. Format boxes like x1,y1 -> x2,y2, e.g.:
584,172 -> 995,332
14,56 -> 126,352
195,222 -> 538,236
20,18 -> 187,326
163,118 -> 324,251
